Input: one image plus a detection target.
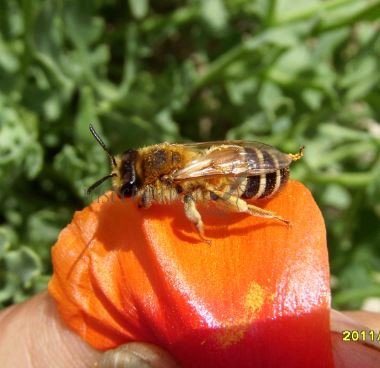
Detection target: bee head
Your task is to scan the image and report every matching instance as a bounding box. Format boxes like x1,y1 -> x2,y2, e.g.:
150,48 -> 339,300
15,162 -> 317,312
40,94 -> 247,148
117,149 -> 140,198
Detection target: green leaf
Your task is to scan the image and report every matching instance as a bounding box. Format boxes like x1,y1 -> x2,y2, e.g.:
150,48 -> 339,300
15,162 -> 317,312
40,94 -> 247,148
258,81 -> 292,117
0,36 -> 20,72
275,45 -> 312,75
63,2 -> 103,46
4,247 -> 42,288
302,89 -> 323,110
0,106 -> 43,184
321,184 -> 351,210
129,0 -> 149,19
0,227 -> 16,258
201,0 -> 228,31
75,87 -> 98,144
27,209 -> 69,247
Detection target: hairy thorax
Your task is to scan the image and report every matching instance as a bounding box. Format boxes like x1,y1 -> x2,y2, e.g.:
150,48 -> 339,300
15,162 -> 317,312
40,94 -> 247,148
136,143 -> 197,185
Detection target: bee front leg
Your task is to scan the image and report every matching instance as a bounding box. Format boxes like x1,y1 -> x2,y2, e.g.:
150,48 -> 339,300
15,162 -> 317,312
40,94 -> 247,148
209,189 -> 289,225
183,194 -> 210,244
138,189 -> 152,208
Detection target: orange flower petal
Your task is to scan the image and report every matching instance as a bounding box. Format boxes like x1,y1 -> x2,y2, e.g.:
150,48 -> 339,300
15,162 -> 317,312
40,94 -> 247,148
48,181 -> 333,367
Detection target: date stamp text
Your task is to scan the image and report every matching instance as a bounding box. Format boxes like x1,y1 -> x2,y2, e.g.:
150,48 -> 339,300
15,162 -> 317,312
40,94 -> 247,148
342,330 -> 380,342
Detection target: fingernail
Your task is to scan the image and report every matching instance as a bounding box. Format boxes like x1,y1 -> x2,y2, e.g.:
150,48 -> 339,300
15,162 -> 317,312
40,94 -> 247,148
96,343 -> 180,368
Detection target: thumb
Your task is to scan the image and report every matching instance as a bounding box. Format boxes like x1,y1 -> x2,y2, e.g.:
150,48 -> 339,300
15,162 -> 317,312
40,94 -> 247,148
0,292 -> 101,367
0,292 -> 178,368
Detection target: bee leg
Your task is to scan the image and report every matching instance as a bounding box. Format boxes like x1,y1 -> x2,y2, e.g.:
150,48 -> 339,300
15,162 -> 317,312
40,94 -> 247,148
183,194 -> 211,244
288,146 -> 305,161
246,203 -> 289,224
209,189 -> 289,225
138,190 -> 152,208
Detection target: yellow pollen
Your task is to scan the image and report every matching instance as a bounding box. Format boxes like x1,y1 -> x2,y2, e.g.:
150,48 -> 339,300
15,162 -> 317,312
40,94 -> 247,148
288,146 -> 305,161
245,282 -> 267,315
216,282 -> 271,348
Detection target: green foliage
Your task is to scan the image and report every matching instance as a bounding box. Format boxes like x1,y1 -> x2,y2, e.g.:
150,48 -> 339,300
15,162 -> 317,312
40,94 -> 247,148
0,0 -> 380,309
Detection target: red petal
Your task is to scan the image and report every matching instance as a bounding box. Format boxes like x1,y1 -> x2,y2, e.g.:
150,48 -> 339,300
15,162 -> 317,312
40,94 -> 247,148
49,181 -> 333,367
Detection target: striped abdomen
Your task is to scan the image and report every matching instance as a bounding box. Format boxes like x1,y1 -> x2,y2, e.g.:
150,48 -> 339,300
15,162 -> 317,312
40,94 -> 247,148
240,147 -> 290,200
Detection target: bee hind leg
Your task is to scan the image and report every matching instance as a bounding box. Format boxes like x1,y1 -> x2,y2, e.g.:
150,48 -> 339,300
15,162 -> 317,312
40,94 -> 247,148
183,194 -> 210,244
209,189 -> 289,225
246,203 -> 289,225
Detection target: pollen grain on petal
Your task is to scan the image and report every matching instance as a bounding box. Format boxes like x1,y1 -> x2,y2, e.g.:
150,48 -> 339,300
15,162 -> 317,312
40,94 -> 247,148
245,281 -> 268,316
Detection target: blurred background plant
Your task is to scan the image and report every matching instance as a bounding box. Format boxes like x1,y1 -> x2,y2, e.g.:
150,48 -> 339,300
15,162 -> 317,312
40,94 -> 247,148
0,0 -> 380,310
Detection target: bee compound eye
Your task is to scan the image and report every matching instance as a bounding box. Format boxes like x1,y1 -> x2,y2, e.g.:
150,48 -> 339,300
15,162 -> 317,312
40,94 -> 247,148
119,182 -> 137,198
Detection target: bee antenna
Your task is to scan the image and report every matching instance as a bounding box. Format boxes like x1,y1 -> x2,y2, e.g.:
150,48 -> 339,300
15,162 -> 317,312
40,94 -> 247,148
87,173 -> 117,195
89,124 -> 117,167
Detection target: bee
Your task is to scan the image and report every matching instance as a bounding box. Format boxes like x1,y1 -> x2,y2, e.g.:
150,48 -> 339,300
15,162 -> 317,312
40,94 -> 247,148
88,125 -> 304,241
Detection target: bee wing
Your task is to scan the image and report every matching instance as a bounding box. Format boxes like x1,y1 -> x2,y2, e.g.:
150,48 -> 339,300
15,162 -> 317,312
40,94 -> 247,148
173,141 -> 292,180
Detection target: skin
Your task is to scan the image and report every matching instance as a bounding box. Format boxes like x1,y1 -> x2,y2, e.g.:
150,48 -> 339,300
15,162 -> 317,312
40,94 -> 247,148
0,292 -> 379,368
